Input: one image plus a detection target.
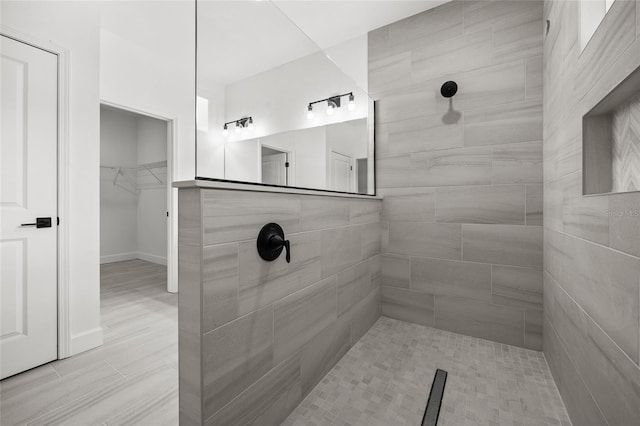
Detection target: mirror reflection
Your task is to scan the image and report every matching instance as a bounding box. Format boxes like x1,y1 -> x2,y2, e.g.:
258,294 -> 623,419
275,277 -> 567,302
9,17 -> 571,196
196,0 -> 374,194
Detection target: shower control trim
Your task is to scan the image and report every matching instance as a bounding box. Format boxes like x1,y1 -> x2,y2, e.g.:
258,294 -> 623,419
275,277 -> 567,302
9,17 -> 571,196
257,223 -> 291,263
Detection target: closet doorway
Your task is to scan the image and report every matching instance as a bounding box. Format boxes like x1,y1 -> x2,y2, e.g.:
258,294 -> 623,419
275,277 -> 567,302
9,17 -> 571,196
99,104 -> 173,293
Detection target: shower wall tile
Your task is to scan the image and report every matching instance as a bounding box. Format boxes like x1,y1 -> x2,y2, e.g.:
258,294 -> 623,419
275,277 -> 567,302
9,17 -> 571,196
350,200 -> 381,225
435,184 -> 526,224
372,0 -> 543,350
205,354 -> 301,426
376,114 -> 464,155
492,141 -> 543,184
337,261 -> 372,316
349,288 -> 381,345
237,231 -> 322,316
545,274 -> 640,424
525,184 -> 543,225
388,222 -> 462,260
376,154 -> 411,188
300,197 -> 350,231
434,295 -> 525,347
543,0 -> 640,422
381,286 -> 434,327
179,187 -> 382,425
379,188 -> 435,222
321,226 -> 362,278
543,316 -> 609,426
410,257 -> 491,301
273,277 -> 337,365
463,224 -> 542,267
433,61 -> 526,113
491,265 -> 542,311
381,254 -> 410,288
463,99 -> 543,147
411,147 -> 493,187
360,222 -> 381,259
299,314 -> 350,397
201,191 -> 300,246
202,306 -> 274,420
524,309 -> 542,350
202,243 -> 238,333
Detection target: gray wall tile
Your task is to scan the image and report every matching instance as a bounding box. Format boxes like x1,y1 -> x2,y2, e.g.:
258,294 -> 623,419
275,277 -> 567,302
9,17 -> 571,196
491,265 -> 542,311
379,188 -> 435,222
203,243 -> 238,333
411,147 -> 492,187
202,307 -> 274,419
492,141 -> 543,184
238,231 -> 322,316
434,295 -> 525,347
435,184 -> 526,224
300,197 -> 350,232
381,254 -> 410,288
321,226 -> 362,278
388,222 -> 462,260
381,286 -> 434,326
274,277 -> 337,365
411,257 -> 491,301
205,355 -> 301,426
463,224 -> 542,267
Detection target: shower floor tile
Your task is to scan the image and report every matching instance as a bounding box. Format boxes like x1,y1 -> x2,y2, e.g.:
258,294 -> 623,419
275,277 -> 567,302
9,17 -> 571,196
283,317 -> 571,426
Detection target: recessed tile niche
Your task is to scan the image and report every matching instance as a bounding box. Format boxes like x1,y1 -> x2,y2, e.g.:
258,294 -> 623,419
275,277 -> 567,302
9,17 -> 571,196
583,65 -> 640,195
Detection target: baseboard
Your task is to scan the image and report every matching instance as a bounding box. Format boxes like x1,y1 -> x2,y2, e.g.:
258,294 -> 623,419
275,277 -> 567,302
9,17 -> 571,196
100,252 -> 137,264
69,327 -> 103,356
136,251 -> 167,266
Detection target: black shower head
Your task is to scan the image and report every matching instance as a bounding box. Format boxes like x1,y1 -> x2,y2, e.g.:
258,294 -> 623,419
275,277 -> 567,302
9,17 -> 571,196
440,81 -> 458,98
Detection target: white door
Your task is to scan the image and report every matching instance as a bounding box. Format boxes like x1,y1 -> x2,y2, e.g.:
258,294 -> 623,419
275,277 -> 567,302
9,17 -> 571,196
331,151 -> 352,192
1,35 -> 58,379
262,151 -> 288,186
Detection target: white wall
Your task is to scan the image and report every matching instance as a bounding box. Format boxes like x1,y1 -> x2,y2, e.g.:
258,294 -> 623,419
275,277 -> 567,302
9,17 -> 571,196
324,35 -> 368,95
1,1 -> 103,354
223,51 -> 369,145
100,107 -> 138,262
99,1 -> 195,180
137,116 -> 168,265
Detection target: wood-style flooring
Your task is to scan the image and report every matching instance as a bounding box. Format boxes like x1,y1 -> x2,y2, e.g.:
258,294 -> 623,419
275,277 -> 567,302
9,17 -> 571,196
0,260 -> 178,426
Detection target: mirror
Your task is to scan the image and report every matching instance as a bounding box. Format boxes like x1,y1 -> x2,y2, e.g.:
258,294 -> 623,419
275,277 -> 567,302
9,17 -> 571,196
196,0 -> 375,195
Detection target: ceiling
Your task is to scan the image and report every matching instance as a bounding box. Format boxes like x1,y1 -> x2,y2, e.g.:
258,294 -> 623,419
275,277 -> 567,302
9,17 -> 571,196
101,0 -> 450,87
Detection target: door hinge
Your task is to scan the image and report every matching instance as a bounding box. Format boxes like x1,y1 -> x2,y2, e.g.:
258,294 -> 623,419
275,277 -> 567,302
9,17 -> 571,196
166,211 -> 169,217
285,162 -> 290,168
57,217 -> 60,226
350,166 -> 353,171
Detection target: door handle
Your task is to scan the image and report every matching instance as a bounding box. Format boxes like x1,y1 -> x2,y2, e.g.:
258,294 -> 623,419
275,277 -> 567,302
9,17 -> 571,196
20,217 -> 52,228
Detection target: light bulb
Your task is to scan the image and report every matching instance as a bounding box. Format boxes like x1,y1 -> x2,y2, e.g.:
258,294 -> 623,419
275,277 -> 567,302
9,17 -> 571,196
307,105 -> 314,119
222,125 -> 228,136
247,118 -> 254,131
326,101 -> 335,116
234,122 -> 241,134
348,94 -> 356,111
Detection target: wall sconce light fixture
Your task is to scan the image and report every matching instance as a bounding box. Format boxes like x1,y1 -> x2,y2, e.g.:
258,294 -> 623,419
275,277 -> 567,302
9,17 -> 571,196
223,116 -> 254,136
307,92 -> 355,119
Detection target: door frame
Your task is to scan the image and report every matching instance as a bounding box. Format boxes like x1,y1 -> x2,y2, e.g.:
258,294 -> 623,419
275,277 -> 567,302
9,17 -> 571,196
1,26 -> 72,358
260,143 -> 293,186
100,100 -> 178,294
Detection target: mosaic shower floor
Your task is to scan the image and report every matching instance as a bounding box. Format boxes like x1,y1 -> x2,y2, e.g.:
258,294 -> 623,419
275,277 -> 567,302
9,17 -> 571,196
284,317 -> 571,426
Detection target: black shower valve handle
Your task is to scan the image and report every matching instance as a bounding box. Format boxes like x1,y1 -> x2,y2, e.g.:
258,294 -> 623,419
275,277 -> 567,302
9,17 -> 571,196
268,234 -> 291,263
257,223 -> 291,263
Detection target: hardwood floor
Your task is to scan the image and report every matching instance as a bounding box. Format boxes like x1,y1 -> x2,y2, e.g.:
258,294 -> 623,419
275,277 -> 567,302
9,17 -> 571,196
0,260 -> 178,426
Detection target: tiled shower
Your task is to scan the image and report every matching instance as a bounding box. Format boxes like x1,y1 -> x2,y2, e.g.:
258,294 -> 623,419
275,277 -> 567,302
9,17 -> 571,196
177,1 -> 640,425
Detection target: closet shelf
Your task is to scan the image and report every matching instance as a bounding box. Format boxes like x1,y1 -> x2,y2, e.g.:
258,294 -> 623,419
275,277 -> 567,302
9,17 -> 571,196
100,161 -> 168,194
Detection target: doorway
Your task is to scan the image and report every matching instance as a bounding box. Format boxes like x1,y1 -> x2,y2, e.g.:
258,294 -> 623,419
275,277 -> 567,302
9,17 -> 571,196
261,145 -> 289,186
331,151 -> 353,192
99,104 -> 174,292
